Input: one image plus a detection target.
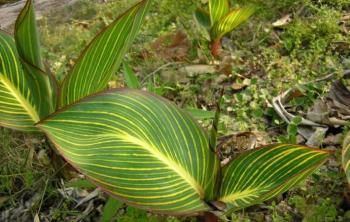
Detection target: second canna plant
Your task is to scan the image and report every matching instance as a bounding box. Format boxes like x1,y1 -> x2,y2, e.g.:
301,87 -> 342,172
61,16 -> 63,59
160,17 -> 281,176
1,0 -> 330,219
195,0 -> 256,57
343,133 -> 350,186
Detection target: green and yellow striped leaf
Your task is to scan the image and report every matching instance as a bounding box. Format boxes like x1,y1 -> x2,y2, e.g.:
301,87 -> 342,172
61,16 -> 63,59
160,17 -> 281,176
211,6 -> 256,40
14,0 -> 55,115
209,0 -> 230,26
218,144 -> 329,212
59,0 -> 151,107
342,132 -> 350,185
0,31 -> 41,132
38,89 -> 219,214
15,0 -> 43,69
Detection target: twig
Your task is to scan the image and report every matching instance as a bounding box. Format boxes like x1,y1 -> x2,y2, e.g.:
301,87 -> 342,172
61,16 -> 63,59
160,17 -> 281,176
304,72 -> 337,85
141,62 -> 182,84
270,71 -> 341,139
37,179 -> 49,214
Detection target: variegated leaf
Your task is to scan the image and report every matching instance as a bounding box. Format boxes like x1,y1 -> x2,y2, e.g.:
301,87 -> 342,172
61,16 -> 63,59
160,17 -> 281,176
211,6 -> 256,40
342,132 -> 350,185
15,0 -> 43,69
209,0 -> 230,26
0,31 -> 41,132
15,0 -> 55,115
59,0 -> 151,107
38,89 -> 220,214
218,144 -> 329,212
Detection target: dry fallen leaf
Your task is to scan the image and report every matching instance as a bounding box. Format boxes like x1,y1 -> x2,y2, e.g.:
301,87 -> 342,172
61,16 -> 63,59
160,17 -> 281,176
34,213 -> 40,222
272,14 -> 292,27
0,196 -> 8,207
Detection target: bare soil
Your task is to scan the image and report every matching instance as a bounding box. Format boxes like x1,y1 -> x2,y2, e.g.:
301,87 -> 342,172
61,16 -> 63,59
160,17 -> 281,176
0,0 -> 77,32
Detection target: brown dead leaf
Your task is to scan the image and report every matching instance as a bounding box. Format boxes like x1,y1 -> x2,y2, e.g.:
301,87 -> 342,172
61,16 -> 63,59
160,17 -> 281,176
148,30 -> 191,61
307,100 -> 331,125
0,196 -> 8,207
218,131 -> 268,165
271,70 -> 350,146
231,82 -> 246,90
218,56 -> 233,75
341,14 -> 350,21
75,21 -> 89,29
328,78 -> 350,107
323,133 -> 343,145
75,188 -> 100,208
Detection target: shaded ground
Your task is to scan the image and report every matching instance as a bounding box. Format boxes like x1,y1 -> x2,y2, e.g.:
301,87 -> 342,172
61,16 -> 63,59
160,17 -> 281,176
0,0 -> 78,31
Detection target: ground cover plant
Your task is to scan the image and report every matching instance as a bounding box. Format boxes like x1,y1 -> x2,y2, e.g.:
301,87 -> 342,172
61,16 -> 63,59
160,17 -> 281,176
0,0 -> 350,221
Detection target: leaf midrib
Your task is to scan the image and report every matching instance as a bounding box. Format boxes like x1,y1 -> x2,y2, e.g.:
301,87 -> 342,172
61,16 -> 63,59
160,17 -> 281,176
219,188 -> 260,203
0,74 -> 39,123
119,133 -> 205,198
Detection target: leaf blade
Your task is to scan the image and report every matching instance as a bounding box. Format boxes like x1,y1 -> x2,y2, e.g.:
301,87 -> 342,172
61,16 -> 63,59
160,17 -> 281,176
38,89 -> 219,214
0,31 -> 40,132
211,6 -> 256,40
15,0 -> 43,69
123,61 -> 141,89
14,0 -> 55,116
218,144 -> 329,212
194,8 -> 211,29
60,0 -> 151,107
209,0 -> 230,26
343,132 -> 350,185
185,108 -> 215,120
101,197 -> 123,222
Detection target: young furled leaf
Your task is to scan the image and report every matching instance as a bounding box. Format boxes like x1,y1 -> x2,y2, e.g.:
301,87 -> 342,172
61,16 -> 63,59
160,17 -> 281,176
38,89 -> 220,215
15,0 -> 43,69
59,0 -> 151,107
211,6 -> 256,40
209,0 -> 230,26
14,0 -> 56,115
218,144 -> 329,212
199,1 -> 255,56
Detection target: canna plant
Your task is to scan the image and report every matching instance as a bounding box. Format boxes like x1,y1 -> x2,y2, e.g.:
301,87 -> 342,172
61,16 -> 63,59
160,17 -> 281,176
342,132 -> 350,185
195,0 -> 256,57
0,0 -> 330,219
